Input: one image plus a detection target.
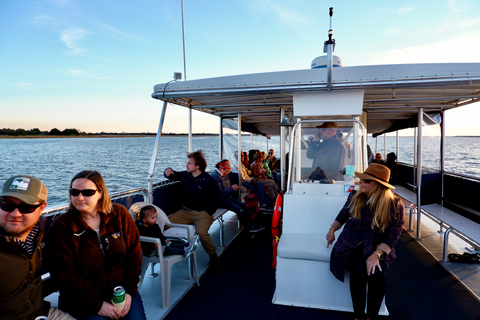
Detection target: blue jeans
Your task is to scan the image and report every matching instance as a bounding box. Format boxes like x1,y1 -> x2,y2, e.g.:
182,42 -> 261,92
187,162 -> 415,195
220,197 -> 253,230
242,181 -> 269,206
79,293 -> 146,320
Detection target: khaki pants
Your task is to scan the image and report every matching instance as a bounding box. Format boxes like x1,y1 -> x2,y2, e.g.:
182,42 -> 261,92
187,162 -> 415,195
48,307 -> 76,320
168,207 -> 216,256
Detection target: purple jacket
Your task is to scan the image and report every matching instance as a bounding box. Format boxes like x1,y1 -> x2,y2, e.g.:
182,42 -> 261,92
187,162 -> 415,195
330,191 -> 404,281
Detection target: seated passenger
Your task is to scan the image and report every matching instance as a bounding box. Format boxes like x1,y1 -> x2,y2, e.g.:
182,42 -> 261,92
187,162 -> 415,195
135,205 -> 189,257
261,151 -> 281,186
237,152 -> 273,210
372,153 -> 386,166
386,152 -> 398,184
250,153 -> 279,199
306,122 -> 346,180
164,150 -> 222,272
210,160 -> 264,233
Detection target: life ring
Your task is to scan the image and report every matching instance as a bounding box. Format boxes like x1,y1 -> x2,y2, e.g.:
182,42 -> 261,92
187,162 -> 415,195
272,191 -> 284,269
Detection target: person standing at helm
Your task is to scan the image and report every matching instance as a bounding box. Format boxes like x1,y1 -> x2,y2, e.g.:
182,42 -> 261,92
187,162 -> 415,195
306,121 -> 346,180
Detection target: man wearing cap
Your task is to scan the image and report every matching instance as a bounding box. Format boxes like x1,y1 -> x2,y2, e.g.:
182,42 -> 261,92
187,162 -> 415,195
306,121 -> 347,180
0,175 -> 75,320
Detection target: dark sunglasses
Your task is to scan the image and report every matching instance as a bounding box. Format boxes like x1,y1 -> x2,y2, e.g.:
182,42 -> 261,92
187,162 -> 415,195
69,189 -> 98,197
362,179 -> 373,184
0,200 -> 43,214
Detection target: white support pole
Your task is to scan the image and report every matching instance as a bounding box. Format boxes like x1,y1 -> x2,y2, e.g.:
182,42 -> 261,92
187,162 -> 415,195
188,108 -> 192,152
280,107 -> 286,190
416,108 -> 423,240
148,101 -> 168,203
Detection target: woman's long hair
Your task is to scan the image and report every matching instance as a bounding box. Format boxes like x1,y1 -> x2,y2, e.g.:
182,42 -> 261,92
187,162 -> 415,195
350,182 -> 398,232
68,170 -> 113,214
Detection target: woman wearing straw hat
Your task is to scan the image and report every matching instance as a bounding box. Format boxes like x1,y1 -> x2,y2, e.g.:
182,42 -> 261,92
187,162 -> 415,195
326,164 -> 405,320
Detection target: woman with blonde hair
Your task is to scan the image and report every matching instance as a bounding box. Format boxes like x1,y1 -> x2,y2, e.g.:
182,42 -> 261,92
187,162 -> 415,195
326,164 -> 404,320
47,170 -> 146,320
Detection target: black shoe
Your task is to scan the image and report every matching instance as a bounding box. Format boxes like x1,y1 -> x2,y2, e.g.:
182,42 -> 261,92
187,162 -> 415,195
208,254 -> 220,273
259,204 -> 274,212
248,225 -> 265,233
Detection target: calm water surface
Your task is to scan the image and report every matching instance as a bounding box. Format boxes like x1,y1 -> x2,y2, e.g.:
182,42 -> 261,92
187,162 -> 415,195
1,136 -> 479,208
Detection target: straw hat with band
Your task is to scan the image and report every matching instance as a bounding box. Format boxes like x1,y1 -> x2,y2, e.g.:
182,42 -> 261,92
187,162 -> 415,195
355,163 -> 395,190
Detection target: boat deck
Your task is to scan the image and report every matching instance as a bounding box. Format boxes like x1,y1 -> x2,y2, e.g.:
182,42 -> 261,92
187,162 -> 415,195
404,205 -> 480,300
46,208 -> 480,319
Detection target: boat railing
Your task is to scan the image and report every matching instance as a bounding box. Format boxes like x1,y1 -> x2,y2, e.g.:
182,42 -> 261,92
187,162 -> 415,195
42,187 -> 149,217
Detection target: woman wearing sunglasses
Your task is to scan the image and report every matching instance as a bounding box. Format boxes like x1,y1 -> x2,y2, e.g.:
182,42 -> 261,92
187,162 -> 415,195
326,164 -> 405,320
47,170 -> 146,320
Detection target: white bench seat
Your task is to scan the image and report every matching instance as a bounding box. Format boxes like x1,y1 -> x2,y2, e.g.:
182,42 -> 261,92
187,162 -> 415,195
277,234 -> 332,262
422,204 -> 480,261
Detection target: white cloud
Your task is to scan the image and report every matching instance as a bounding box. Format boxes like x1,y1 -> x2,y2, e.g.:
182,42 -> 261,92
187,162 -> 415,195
365,33 -> 480,65
31,14 -> 55,27
62,69 -> 112,80
60,27 -> 88,54
397,6 -> 412,15
246,0 -> 306,25
383,28 -> 401,35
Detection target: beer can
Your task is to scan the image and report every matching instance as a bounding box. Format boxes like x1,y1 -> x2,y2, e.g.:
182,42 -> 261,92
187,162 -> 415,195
35,317 -> 49,320
112,286 -> 126,304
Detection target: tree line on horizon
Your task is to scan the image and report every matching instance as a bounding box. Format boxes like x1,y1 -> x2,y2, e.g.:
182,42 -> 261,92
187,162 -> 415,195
0,128 -> 87,136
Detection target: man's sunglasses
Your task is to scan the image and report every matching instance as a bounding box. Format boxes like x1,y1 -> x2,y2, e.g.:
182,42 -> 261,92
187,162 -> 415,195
0,200 -> 43,214
69,189 -> 98,197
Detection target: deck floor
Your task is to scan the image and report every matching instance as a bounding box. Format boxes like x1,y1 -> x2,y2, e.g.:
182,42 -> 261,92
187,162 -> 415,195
403,204 -> 480,300
46,208 -> 480,319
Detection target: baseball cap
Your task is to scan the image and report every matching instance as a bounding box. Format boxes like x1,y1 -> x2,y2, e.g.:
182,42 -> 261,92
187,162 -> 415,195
1,175 -> 48,204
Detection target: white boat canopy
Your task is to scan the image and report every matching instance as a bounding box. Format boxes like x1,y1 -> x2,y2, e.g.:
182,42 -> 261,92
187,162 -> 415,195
152,63 -> 480,136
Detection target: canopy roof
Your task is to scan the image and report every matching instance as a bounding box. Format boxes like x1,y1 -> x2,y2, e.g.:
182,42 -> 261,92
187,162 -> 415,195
152,63 -> 480,135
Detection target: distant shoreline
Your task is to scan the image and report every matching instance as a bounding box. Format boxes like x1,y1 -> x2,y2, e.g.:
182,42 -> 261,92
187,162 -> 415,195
1,134 -> 479,140
0,133 -> 218,139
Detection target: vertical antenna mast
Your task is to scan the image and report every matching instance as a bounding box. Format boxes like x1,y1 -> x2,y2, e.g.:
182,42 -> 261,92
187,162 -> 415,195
324,7 -> 335,90
181,0 -> 187,81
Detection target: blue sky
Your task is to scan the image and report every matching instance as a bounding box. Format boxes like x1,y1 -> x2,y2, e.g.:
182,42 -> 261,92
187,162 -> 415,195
2,0 -> 480,135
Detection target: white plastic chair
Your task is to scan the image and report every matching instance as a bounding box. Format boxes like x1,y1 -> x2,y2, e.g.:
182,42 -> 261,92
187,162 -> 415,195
129,202 -> 200,309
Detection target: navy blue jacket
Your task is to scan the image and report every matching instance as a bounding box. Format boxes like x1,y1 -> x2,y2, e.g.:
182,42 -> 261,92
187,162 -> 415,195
165,169 -> 221,215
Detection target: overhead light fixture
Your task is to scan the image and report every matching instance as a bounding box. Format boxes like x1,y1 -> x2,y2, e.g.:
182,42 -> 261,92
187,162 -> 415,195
174,72 -> 182,81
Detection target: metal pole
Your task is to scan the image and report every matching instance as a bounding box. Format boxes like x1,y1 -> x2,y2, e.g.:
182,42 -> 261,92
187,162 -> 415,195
219,117 -> 224,160
384,134 -> 387,158
238,113 -> 242,200
280,108 -> 285,190
325,7 -> 334,91
396,131 -> 399,162
416,108 -> 423,240
440,109 -> 446,205
181,0 -> 187,81
188,108 -> 192,152
148,101 -> 168,203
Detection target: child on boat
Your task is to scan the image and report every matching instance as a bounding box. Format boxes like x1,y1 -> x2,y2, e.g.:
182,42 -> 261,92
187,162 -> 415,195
135,205 -> 189,257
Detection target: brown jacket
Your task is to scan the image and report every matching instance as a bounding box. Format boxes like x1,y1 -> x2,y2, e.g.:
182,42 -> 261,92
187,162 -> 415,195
0,220 -> 50,320
46,203 -> 142,317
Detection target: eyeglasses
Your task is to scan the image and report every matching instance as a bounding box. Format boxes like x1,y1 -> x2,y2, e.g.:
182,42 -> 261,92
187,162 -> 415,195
0,200 -> 43,214
362,179 -> 373,184
69,189 -> 98,197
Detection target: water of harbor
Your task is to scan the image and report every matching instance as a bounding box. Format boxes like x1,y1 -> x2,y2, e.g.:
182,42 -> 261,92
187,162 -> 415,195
1,135 -> 479,208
